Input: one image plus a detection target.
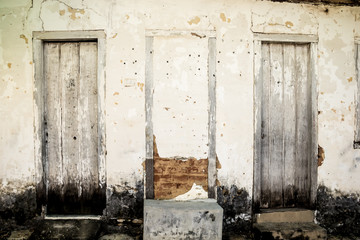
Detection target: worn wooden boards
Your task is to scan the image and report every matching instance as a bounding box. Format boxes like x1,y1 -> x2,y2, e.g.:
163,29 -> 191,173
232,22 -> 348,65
44,42 -> 105,215
258,42 -> 313,209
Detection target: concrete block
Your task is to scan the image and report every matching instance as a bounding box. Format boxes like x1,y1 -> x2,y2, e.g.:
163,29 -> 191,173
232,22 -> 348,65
144,199 -> 223,239
254,222 -> 327,240
255,208 -> 314,223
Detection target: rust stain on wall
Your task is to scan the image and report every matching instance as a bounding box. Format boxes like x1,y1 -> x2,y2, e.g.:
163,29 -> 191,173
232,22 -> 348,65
153,135 -> 212,199
285,21 -> 294,28
59,9 -> 65,16
7,63 -> 12,68
188,16 -> 200,25
318,145 -> 325,167
347,77 -> 353,83
19,34 -> 28,44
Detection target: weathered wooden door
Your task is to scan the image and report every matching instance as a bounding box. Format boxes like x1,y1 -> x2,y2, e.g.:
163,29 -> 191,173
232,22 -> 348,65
257,42 -> 314,209
44,41 -> 105,215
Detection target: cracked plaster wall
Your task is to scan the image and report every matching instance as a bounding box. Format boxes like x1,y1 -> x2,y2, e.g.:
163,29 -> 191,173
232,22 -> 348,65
0,0 -> 360,206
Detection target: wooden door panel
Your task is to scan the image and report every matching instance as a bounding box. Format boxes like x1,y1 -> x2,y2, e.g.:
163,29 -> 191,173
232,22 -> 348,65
260,42 -> 312,209
45,42 -> 104,215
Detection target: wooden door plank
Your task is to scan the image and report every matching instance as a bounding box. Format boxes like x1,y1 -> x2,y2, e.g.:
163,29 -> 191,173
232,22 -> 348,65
268,43 -> 284,208
79,42 -> 99,201
260,43 -> 271,208
60,42 -> 81,204
294,44 -> 311,207
44,43 -> 63,199
283,44 -> 297,207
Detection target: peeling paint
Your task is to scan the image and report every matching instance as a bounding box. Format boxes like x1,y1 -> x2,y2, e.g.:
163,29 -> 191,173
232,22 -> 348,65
67,6 -> 85,20
220,13 -> 231,23
187,16 -> 200,25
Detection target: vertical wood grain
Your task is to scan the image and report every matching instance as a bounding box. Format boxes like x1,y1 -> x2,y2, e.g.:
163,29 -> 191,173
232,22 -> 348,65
260,43 -> 271,208
258,42 -> 312,209
253,39 -> 263,210
283,44 -> 296,207
268,43 -> 284,208
79,42 -> 98,198
60,43 -> 81,199
44,43 -> 63,195
355,44 -> 360,146
294,44 -> 311,206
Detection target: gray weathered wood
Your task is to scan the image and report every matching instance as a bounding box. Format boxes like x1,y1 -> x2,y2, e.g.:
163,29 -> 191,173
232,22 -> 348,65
145,36 -> 154,199
97,37 -> 107,187
309,42 -> 318,206
79,42 -> 99,197
254,33 -> 318,43
33,38 -> 46,206
268,43 -> 284,208
44,43 -> 63,195
355,43 -> 360,147
294,44 -> 311,206
283,44 -> 296,207
253,39 -> 263,210
260,43 -> 271,208
33,30 -> 105,41
208,37 -> 217,199
60,43 -> 81,196
256,40 -> 315,209
33,31 -> 107,215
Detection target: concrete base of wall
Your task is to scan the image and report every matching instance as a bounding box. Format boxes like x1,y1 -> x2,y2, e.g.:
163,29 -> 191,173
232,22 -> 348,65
143,199 -> 223,239
255,208 -> 314,223
253,222 -> 327,240
253,208 -> 327,240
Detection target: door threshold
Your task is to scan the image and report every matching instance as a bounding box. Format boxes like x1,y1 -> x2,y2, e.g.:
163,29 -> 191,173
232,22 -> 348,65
259,208 -> 311,213
45,215 -> 101,220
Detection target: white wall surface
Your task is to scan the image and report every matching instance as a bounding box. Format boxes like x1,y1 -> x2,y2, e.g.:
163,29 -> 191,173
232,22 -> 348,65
0,0 -> 360,198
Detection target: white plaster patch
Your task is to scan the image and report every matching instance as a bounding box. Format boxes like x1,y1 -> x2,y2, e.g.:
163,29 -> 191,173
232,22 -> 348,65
173,183 -> 208,201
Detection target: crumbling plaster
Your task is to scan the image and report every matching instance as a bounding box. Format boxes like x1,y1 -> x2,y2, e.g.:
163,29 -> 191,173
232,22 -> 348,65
0,0 -> 360,203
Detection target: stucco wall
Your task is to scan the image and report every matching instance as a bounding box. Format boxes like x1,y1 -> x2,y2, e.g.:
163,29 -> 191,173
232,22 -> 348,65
0,0 -> 360,232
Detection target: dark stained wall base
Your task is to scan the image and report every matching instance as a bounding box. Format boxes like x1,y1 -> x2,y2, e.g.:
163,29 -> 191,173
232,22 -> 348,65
0,187 -> 37,225
217,185 -> 252,238
316,185 -> 360,237
105,181 -> 144,220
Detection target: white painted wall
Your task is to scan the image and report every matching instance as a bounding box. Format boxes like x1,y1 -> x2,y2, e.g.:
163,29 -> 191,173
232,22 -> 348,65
0,0 -> 360,199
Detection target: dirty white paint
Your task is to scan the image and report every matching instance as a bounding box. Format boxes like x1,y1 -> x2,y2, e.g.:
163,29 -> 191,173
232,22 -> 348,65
152,36 -> 209,159
0,0 -> 360,203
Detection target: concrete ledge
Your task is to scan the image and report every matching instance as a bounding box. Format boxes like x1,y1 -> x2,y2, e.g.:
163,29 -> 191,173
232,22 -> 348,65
144,200 -> 223,239
254,222 -> 327,240
255,208 -> 314,223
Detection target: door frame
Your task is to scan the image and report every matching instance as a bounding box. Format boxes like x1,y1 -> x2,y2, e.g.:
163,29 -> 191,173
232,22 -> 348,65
144,30 -> 217,199
32,30 -> 107,216
253,33 -> 318,211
